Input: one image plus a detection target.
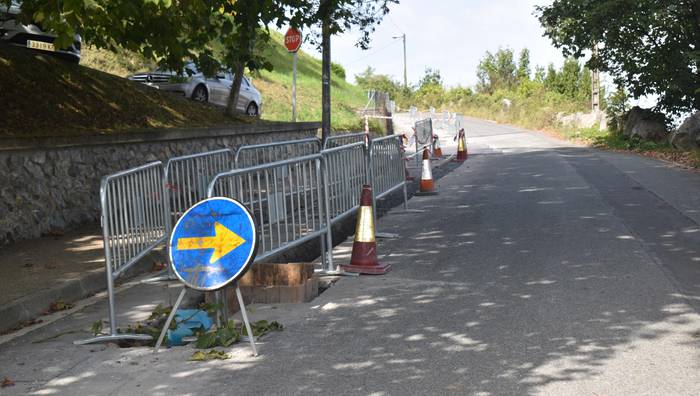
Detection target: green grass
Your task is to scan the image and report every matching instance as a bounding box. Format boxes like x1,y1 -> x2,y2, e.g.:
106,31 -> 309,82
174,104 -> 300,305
83,31 -> 370,132
2,31 -> 370,138
254,31 -> 368,131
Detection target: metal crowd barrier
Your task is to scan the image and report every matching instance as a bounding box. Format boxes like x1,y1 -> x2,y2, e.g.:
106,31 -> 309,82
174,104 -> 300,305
165,149 -> 235,225
323,132 -> 367,149
81,135 -> 413,344
411,118 -> 433,166
76,162 -> 169,345
322,142 -> 368,223
235,137 -> 321,168
207,153 -> 333,271
369,135 -> 408,212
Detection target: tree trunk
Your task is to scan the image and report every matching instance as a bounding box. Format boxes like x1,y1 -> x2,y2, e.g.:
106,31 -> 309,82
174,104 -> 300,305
226,62 -> 245,117
321,7 -> 331,144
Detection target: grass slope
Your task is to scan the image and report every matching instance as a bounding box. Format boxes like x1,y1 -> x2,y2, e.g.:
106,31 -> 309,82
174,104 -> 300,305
0,44 -> 250,138
255,31 -> 368,131
1,30 -> 369,138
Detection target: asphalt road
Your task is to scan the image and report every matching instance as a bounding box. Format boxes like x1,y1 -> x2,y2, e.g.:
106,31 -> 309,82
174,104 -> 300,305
2,117 -> 699,395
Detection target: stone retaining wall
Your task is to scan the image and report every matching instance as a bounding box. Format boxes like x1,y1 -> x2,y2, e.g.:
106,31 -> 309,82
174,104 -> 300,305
0,122 -> 320,246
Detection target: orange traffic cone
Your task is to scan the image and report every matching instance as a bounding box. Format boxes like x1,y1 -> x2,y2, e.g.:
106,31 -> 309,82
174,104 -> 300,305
341,185 -> 391,275
415,148 -> 438,196
455,128 -> 468,162
432,134 -> 443,158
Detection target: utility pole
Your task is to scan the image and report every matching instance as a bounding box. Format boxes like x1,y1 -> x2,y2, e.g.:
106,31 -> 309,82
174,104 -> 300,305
393,33 -> 407,88
591,44 -> 601,113
321,2 -> 331,144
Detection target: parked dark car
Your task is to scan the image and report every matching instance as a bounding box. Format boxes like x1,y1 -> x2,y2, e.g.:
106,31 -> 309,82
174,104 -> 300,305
0,1 -> 82,63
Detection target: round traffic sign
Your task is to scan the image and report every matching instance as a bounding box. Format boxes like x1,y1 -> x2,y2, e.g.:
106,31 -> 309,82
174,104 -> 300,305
284,27 -> 302,53
169,197 -> 258,291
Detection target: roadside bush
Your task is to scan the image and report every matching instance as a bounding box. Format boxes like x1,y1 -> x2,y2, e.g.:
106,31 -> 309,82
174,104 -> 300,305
331,62 -> 346,80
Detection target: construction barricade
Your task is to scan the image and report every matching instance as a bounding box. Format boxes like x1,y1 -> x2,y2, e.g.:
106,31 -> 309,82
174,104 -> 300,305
234,137 -> 321,168
81,133 -> 422,345
207,153 -> 334,272
323,132 -> 367,149
165,149 -> 235,224
76,162 -> 169,345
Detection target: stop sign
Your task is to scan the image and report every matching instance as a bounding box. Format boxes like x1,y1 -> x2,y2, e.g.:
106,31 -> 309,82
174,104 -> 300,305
284,28 -> 302,53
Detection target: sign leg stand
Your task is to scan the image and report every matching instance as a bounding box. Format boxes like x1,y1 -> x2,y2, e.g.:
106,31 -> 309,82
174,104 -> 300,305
154,287 -> 187,353
235,285 -> 258,357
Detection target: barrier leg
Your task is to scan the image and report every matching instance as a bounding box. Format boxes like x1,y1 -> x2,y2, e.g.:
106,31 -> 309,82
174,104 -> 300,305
75,267 -> 152,345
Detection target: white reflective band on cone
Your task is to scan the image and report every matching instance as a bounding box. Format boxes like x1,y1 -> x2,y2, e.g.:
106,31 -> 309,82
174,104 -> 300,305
421,159 -> 433,181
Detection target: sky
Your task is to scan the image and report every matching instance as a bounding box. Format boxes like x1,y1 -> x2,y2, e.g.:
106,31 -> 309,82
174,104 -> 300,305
304,0 -> 566,88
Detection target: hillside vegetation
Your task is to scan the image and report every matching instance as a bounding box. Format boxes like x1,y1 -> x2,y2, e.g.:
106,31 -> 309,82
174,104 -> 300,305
82,31 -> 370,131
0,44 -> 251,137
1,30 -> 369,138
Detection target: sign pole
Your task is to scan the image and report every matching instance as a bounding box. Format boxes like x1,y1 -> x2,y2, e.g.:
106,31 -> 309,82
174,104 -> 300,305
154,287 -> 187,353
292,51 -> 298,122
285,27 -> 302,123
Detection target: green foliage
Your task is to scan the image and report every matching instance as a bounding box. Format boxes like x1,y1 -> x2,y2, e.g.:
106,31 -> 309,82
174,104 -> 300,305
537,0 -> 700,115
516,48 -> 531,83
606,86 -> 630,134
476,48 -> 517,94
331,62 -> 346,80
355,66 -> 412,109
189,350 -> 230,361
194,319 -> 283,349
592,133 -> 673,152
304,0 -> 399,50
418,68 -> 443,88
90,320 -> 103,336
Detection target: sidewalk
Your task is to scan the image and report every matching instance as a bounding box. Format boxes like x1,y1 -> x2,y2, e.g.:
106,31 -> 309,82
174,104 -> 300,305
0,223 -> 167,335
0,124 -> 463,395
0,118 -> 462,336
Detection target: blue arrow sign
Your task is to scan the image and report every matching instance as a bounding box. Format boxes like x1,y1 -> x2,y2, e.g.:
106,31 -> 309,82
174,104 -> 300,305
169,197 -> 257,291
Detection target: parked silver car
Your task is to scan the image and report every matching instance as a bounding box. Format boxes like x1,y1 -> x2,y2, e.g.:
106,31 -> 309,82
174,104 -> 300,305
128,63 -> 263,116
0,0 -> 82,63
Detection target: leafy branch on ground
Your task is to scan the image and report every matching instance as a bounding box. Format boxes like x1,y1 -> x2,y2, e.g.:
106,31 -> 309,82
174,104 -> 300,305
194,319 -> 283,349
189,350 -> 230,361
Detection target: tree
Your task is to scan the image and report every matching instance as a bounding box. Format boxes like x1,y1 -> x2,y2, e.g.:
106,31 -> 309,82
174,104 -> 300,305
557,57 -> 581,99
302,0 -> 398,140
354,66 -> 412,107
418,68 -> 443,88
476,48 -> 517,94
544,63 -> 558,92
12,0 -> 306,117
516,48 -> 531,83
537,0 -> 700,115
217,1 -> 308,116
533,66 -> 546,84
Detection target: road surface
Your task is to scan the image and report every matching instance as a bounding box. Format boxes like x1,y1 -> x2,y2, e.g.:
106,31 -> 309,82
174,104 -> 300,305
1,117 -> 699,395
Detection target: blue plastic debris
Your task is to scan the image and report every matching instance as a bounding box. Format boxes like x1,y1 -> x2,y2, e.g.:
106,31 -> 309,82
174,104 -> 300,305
166,309 -> 213,346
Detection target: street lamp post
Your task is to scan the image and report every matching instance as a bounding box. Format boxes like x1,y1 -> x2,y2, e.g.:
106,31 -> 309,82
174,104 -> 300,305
393,33 -> 407,88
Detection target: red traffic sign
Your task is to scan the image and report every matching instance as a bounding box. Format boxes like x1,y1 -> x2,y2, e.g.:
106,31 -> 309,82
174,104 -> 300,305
284,28 -> 302,53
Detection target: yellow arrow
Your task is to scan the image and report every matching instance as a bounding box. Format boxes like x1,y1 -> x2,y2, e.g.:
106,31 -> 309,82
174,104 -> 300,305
177,222 -> 246,264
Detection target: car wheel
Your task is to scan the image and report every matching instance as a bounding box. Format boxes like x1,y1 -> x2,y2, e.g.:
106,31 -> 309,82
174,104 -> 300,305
192,85 -> 208,103
246,102 -> 259,116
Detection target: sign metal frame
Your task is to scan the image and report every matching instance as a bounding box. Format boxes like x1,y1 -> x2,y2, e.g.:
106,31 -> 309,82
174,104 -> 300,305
156,197 -> 260,356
